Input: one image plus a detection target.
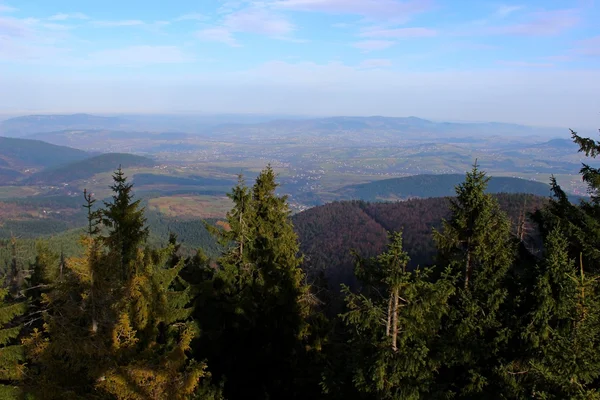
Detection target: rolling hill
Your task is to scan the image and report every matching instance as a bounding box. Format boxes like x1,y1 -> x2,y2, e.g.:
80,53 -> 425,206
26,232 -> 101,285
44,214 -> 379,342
0,136 -> 90,171
292,193 -> 546,290
25,153 -> 156,185
0,113 -> 127,137
336,174 -> 554,201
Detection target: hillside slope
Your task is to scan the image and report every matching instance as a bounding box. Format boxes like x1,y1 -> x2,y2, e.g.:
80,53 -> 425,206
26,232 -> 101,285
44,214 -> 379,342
0,136 -> 90,169
25,153 -> 156,184
293,193 -> 546,290
337,174 -> 553,201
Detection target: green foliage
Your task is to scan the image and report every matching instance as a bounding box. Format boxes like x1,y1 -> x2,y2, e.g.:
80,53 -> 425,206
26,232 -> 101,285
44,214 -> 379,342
330,232 -> 455,399
0,287 -> 27,399
432,162 -> 516,397
190,166 -> 324,400
24,168 -> 216,399
101,166 -> 150,276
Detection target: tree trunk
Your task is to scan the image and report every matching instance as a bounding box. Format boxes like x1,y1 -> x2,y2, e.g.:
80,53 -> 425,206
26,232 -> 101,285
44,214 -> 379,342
386,295 -> 393,337
464,238 -> 471,289
391,288 -> 399,352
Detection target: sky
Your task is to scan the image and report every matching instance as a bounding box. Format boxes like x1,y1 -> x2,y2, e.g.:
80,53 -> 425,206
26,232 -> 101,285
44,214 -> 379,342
0,0 -> 599,128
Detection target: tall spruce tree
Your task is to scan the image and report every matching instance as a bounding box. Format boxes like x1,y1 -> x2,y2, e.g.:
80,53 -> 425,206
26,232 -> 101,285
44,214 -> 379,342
432,162 -> 516,397
192,165 -> 322,400
0,287 -> 26,399
101,166 -> 149,278
327,232 -> 455,399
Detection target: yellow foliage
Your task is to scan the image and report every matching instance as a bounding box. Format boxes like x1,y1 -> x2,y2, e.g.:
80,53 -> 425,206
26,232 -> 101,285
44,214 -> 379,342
112,313 -> 139,351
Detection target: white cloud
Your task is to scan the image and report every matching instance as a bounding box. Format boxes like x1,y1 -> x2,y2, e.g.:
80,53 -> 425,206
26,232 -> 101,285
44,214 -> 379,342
495,5 -> 524,18
174,13 -> 207,22
224,8 -> 295,35
353,40 -> 395,52
358,58 -> 392,68
196,27 -> 241,47
48,12 -> 89,21
91,20 -> 145,27
359,27 -> 437,38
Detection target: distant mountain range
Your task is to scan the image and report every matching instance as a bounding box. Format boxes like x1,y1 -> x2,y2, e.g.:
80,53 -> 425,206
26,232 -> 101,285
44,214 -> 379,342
336,174 -> 554,201
0,114 -> 127,137
0,113 -> 569,139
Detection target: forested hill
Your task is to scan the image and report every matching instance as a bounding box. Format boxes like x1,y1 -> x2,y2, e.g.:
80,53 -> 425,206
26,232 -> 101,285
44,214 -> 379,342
0,136 -> 90,169
293,193 -> 546,290
337,174 -> 553,201
25,153 -> 156,185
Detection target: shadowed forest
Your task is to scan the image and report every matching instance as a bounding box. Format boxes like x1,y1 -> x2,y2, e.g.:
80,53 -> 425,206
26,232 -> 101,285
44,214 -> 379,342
2,128 -> 600,399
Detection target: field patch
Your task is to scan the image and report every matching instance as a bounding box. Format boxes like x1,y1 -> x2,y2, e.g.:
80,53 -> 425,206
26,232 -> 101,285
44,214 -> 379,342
148,195 -> 232,219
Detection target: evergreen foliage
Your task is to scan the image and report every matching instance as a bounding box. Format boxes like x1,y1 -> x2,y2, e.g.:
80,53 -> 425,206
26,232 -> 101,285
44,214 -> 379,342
328,232 -> 455,399
0,287 -> 26,399
432,162 -> 516,397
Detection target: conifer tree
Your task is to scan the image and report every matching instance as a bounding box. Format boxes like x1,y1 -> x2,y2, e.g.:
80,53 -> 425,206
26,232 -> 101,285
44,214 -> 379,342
432,162 -> 516,397
24,169 -> 216,399
193,165 -> 322,400
0,287 -> 26,399
101,166 -> 149,278
504,226 -> 600,399
328,232 -> 455,399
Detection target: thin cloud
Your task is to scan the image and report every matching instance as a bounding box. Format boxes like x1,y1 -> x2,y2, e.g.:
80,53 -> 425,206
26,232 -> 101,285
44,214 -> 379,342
495,5 -> 524,18
353,40 -> 395,52
497,60 -> 554,68
359,27 -> 437,38
0,4 -> 16,13
488,9 -> 580,36
48,12 -> 89,21
358,58 -> 393,68
85,45 -> 192,66
174,13 -> 207,22
0,16 -> 32,37
196,27 -> 241,47
91,20 -> 145,27
224,8 -> 295,36
272,0 -> 433,23
574,35 -> 600,56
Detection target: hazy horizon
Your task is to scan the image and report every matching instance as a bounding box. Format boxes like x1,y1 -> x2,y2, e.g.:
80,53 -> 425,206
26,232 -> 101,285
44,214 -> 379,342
1,0 -> 599,129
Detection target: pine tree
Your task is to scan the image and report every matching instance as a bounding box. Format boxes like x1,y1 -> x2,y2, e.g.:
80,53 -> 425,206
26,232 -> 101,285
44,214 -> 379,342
0,287 -> 26,399
101,166 -> 149,278
432,162 -> 516,397
192,165 -> 323,399
329,231 -> 455,399
503,227 -> 600,398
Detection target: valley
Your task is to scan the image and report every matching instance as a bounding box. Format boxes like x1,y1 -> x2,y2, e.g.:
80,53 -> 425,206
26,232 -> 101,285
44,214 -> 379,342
0,113 -> 594,250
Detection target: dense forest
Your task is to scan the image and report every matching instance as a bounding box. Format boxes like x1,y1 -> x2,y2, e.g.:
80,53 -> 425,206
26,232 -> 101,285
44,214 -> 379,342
2,128 -> 600,399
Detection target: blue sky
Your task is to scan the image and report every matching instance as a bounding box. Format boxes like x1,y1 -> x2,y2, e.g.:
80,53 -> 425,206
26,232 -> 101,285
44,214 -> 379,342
0,0 -> 599,128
